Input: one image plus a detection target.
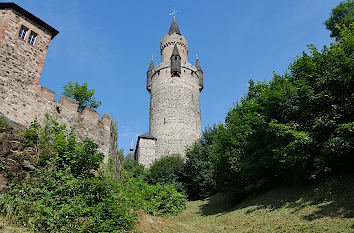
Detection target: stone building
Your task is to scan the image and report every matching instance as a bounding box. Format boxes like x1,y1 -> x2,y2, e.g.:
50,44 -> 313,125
135,16 -> 203,167
0,3 -> 116,163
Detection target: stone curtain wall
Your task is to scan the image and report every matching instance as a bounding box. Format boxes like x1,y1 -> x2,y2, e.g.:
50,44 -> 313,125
0,75 -> 114,162
136,137 -> 156,167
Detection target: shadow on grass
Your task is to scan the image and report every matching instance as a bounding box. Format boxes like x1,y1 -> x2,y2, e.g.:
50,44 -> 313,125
199,175 -> 354,221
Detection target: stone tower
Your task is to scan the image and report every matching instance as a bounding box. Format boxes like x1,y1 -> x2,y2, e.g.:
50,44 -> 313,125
136,16 -> 203,167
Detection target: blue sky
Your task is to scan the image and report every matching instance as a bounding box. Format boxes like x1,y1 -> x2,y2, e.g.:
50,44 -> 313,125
11,0 -> 341,155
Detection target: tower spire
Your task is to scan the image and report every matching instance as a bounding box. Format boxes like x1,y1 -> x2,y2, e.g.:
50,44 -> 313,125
148,57 -> 155,71
168,15 -> 181,35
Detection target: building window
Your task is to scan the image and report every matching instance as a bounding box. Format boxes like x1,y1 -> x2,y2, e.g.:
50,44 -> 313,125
18,26 -> 28,40
28,31 -> 37,45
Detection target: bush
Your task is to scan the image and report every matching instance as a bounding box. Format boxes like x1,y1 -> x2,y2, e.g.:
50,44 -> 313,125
147,154 -> 185,193
121,159 -> 187,216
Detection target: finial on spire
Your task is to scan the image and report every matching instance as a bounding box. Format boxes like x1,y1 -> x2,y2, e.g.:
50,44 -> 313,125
151,54 -> 154,60
168,9 -> 181,35
196,54 -> 198,60
130,138 -> 134,151
169,9 -> 178,17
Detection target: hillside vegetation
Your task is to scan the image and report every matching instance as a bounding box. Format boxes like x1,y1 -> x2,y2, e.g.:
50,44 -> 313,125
138,175 -> 354,233
0,115 -> 186,232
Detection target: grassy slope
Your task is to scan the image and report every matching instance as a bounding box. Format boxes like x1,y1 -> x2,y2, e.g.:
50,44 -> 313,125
138,175 -> 354,233
0,217 -> 30,233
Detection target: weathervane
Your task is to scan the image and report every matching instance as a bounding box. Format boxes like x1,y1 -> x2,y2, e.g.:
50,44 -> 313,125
169,9 -> 178,19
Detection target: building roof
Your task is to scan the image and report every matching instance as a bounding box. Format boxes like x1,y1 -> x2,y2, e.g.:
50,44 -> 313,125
138,132 -> 157,140
195,58 -> 202,71
123,151 -> 135,163
171,44 -> 180,57
148,58 -> 155,71
0,2 -> 59,39
168,16 -> 181,35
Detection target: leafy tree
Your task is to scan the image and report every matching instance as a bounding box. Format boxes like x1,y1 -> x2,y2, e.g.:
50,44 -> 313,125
183,135 -> 216,200
324,0 -> 354,39
180,14 -> 353,199
62,81 -> 101,111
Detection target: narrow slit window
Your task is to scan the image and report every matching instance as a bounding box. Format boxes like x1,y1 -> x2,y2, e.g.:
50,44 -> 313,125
18,26 -> 28,40
28,31 -> 37,45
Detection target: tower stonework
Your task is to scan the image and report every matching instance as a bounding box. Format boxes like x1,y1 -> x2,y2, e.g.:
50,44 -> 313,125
136,17 -> 203,167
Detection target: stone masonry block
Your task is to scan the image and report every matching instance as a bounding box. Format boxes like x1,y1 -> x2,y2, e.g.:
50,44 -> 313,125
38,85 -> 55,101
82,106 -> 99,121
101,114 -> 112,127
59,96 -> 78,112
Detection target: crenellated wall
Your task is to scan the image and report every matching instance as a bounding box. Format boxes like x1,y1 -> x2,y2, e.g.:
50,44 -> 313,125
0,75 -> 114,162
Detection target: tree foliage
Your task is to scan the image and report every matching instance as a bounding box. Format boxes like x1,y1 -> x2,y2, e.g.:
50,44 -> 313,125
324,0 -> 354,39
182,20 -> 354,199
62,81 -> 101,111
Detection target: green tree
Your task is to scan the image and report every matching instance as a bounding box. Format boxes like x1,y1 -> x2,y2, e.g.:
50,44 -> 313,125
62,81 -> 101,111
324,0 -> 354,39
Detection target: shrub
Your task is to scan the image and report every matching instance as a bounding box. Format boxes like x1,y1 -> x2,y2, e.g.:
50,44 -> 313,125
121,159 -> 187,216
147,154 -> 185,193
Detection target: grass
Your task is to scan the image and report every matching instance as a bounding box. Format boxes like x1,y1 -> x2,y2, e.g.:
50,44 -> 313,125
137,175 -> 354,232
0,216 -> 30,233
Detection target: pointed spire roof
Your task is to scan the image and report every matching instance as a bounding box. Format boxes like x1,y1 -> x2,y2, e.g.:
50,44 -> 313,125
172,44 -> 180,57
195,56 -> 202,71
148,57 -> 155,71
168,16 -> 181,35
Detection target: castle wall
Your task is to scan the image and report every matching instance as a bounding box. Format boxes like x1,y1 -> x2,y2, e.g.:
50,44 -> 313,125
149,63 -> 202,160
0,75 -> 114,162
135,137 -> 156,167
0,7 -> 115,163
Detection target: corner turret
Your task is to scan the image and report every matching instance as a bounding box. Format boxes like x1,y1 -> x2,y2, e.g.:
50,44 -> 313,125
146,58 -> 155,91
170,44 -> 181,77
195,56 -> 203,90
